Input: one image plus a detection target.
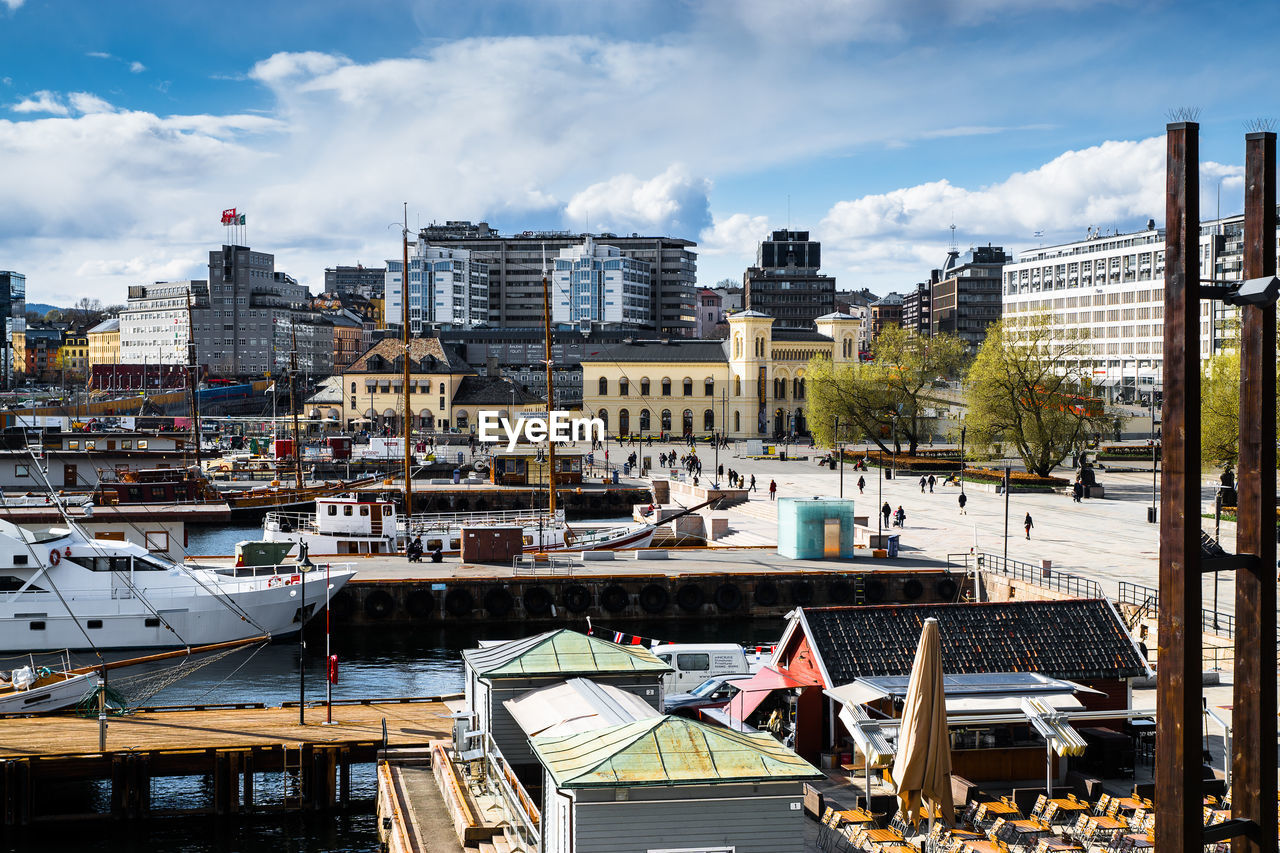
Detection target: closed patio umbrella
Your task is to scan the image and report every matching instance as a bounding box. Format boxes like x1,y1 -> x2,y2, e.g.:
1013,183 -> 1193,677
890,616 -> 955,828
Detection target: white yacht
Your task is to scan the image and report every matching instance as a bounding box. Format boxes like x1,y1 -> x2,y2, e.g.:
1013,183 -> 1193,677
0,518 -> 356,653
263,495 -> 658,557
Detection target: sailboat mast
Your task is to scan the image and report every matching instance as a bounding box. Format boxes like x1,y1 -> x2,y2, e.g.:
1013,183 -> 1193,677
541,248 -> 556,518
185,290 -> 202,472
402,204 -> 413,519
289,326 -> 303,491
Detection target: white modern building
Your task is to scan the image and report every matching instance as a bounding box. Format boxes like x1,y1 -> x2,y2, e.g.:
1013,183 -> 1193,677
385,244 -> 489,333
119,279 -> 201,367
551,237 -> 652,329
1001,216 -> 1266,402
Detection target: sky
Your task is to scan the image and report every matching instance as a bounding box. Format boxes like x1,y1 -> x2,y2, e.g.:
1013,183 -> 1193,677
1,0 -> 1278,307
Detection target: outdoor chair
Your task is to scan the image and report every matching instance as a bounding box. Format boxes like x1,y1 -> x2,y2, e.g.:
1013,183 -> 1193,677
1040,802 -> 1058,825
1094,794 -> 1111,816
1030,794 -> 1048,819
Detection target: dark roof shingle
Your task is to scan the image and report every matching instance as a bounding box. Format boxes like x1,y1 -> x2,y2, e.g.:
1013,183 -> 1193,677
452,374 -> 543,405
579,340 -> 728,363
801,600 -> 1147,683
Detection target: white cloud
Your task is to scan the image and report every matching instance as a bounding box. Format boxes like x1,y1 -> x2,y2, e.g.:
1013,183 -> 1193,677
699,213 -> 769,257
76,253 -> 203,282
129,61 -> 146,74
249,51 -> 351,85
817,137 -> 1245,290
87,51 -> 114,60
1,0 -> 24,10
67,92 -> 116,115
11,91 -> 68,115
565,165 -> 711,236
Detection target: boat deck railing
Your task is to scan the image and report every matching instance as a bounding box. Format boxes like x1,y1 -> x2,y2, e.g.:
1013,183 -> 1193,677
404,507 -> 565,531
263,511 -> 322,534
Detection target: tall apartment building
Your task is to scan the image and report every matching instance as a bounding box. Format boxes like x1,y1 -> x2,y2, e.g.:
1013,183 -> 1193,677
324,265 -> 385,300
385,243 -> 489,332
743,230 -> 837,329
900,281 -> 933,337
551,237 -> 652,329
0,271 -> 25,388
1001,217 -> 1269,401
931,245 -> 1009,348
414,221 -> 697,335
121,245 -> 327,378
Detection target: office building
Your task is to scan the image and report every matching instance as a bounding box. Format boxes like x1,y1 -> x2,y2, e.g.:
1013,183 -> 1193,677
0,271 -> 25,388
323,265 -> 385,300
415,221 -> 697,335
385,243 -> 489,332
551,237 -> 651,329
87,317 -> 121,372
120,245 -> 323,378
931,245 -> 1009,348
1000,217 -> 1274,401
743,230 -> 837,329
900,282 -> 933,337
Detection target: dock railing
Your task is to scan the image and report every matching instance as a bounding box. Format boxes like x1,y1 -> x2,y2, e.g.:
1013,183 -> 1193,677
483,732 -> 540,850
1117,581 -> 1239,640
512,553 -> 577,576
971,551 -> 1104,599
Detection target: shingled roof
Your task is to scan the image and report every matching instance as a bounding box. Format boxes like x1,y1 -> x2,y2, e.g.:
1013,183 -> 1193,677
793,600 -> 1148,684
451,374 -> 543,406
347,337 -> 471,373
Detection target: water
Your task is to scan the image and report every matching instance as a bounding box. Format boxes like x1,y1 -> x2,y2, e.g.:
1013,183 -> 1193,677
16,614 -> 785,853
188,522 -> 266,558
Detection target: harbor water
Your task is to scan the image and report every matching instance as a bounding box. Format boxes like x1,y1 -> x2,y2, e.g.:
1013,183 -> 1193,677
10,526 -> 787,852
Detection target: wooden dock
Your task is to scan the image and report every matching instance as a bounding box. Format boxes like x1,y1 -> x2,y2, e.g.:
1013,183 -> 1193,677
0,697 -> 454,828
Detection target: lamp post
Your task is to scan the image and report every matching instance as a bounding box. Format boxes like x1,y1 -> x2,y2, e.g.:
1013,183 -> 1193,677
835,415 -> 843,498
1147,394 -> 1158,523
1002,465 -> 1011,570
959,425 -> 967,495
890,413 -> 899,479
298,544 -> 313,726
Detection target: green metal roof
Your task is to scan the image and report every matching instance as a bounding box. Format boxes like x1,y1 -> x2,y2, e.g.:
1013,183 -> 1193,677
531,715 -> 823,789
462,629 -> 672,679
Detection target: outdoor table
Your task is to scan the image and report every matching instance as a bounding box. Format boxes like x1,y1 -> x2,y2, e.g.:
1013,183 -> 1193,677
1034,840 -> 1084,853
836,808 -> 876,826
1204,809 -> 1231,826
1112,797 -> 1145,813
977,801 -> 1022,823
999,818 -> 1052,841
1084,815 -> 1127,842
1047,798 -> 1090,826
1119,833 -> 1154,850
879,846 -> 919,853
862,828 -> 908,846
960,841 -> 1004,853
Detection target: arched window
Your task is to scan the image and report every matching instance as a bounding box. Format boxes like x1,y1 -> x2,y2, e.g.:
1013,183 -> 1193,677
734,376 -> 742,396
619,408 -> 630,435
661,378 -> 671,396
792,377 -> 800,398
682,409 -> 693,435
438,382 -> 445,394
682,378 -> 692,396
733,335 -> 742,358
619,378 -> 629,396
598,377 -> 608,396
703,409 -> 714,430
661,409 -> 672,432
756,336 -> 765,357
639,409 -> 651,431
350,381 -> 356,393
704,377 -> 714,396
640,378 -> 650,396
598,409 -> 608,431
455,410 -> 469,430
797,377 -> 805,399
734,411 -> 741,432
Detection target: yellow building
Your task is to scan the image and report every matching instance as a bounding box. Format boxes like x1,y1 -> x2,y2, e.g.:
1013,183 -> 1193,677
87,317 -> 121,371
340,337 -> 542,434
56,332 -> 90,382
580,311 -> 861,439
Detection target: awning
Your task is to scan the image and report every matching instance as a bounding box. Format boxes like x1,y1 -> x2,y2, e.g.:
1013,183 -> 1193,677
826,681 -> 890,708
725,666 -> 817,722
943,693 -> 1083,714
838,702 -> 894,765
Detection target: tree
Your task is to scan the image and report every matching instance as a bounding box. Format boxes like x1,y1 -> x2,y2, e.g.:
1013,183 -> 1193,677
69,297 -> 105,329
964,314 -> 1107,476
807,325 -> 966,453
1199,323 -> 1280,467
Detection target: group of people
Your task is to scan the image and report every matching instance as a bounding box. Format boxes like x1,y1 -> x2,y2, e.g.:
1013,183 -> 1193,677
725,469 -> 755,491
880,501 -> 907,528
405,535 -> 443,563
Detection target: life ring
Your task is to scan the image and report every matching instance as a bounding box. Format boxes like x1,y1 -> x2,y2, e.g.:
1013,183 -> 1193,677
48,549 -> 60,566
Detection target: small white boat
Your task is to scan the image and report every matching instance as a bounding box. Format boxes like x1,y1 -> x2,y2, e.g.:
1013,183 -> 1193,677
0,659 -> 96,716
263,495 -> 663,557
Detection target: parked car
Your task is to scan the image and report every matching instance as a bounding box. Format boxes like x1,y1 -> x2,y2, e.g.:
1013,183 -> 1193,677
663,674 -> 755,715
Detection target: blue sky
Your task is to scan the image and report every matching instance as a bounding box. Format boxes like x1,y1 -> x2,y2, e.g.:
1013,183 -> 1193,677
1,0 -> 1277,305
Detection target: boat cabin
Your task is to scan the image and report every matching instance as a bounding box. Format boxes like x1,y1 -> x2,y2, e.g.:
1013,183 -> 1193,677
315,497 -> 396,538
93,467 -> 214,506
488,447 -> 584,487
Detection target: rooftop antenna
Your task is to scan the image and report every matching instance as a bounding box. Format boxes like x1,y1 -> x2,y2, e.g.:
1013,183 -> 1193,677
787,194 -> 791,232
949,224 -> 957,252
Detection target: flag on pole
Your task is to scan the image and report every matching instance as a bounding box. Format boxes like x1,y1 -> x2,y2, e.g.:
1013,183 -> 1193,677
221,208 -> 237,225
238,214 -> 246,225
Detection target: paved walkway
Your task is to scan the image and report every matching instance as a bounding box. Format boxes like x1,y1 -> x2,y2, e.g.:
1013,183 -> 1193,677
615,440 -> 1269,620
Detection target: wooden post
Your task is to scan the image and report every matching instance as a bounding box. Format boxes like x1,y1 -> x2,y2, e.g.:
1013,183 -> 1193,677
1156,120 -> 1203,852
243,749 -> 255,814
1233,130 -> 1278,853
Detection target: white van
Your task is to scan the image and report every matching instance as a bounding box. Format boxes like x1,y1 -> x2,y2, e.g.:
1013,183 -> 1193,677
651,643 -> 761,693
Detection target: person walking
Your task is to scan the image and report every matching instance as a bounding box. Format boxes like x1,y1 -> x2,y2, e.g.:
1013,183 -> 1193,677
927,474 -> 935,493
1024,512 -> 1034,539
768,479 -> 777,500
895,505 -> 906,528
857,475 -> 865,494
717,463 -> 724,479
749,474 -> 757,492
958,492 -> 967,515
1072,480 -> 1083,503
919,475 -> 927,493
881,501 -> 891,528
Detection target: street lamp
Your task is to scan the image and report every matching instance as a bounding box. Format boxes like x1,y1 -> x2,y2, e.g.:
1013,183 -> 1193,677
959,425 -> 967,495
890,413 -> 900,479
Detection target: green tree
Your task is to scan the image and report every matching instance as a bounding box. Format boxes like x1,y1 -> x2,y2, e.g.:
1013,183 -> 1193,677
1199,326 -> 1280,467
807,325 -> 966,454
964,314 -> 1107,476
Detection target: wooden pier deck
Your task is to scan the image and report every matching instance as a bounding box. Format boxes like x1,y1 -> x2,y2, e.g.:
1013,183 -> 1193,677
0,697 -> 455,827
0,697 -> 453,759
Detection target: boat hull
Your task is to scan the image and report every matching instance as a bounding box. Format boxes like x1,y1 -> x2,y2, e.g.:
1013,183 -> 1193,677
0,672 -> 96,716
0,567 -> 355,653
